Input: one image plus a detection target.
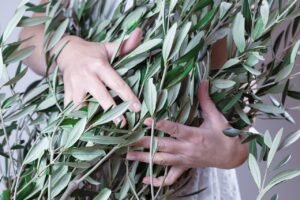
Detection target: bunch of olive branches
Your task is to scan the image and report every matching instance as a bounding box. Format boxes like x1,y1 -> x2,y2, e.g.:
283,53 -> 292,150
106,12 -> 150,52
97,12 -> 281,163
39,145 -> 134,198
1,0 -> 300,199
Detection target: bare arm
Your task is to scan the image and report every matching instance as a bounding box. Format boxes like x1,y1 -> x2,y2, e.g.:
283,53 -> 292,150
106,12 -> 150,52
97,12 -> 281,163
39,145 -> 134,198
20,0 -> 142,125
20,0 -> 69,75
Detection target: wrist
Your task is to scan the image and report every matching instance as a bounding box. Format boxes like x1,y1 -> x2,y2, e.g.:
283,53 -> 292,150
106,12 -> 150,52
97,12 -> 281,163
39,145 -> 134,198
49,35 -> 80,72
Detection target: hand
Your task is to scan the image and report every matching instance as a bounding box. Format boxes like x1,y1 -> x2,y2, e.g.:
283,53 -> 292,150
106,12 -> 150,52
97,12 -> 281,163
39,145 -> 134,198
126,80 -> 248,187
56,29 -> 143,126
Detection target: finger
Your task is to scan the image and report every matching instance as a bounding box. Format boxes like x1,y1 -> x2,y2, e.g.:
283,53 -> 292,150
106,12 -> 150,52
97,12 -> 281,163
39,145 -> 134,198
130,136 -> 184,153
72,89 -> 87,108
198,80 -> 220,120
104,28 -> 143,58
88,76 -> 126,127
126,151 -> 180,166
143,166 -> 187,187
144,118 -> 189,139
64,83 -> 72,108
97,62 -> 141,112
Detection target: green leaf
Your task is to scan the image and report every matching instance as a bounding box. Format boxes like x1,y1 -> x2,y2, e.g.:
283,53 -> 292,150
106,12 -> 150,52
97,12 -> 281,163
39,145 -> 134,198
46,18 -> 69,51
157,89 -> 168,111
164,61 -> 194,88
242,0 -> 252,33
221,90 -> 244,112
163,23 -> 177,62
93,102 -> 129,126
24,84 -> 49,103
0,49 -> 9,83
250,104 -> 284,114
270,194 -> 279,200
249,153 -> 261,189
232,12 -> 246,52
3,6 -> 26,42
260,0 -> 270,26
2,94 -> 19,109
222,58 -> 240,69
235,104 -> 251,125
67,147 -> 106,161
243,64 -> 261,76
213,79 -> 236,89
123,39 -> 162,59
5,46 -> 35,64
223,127 -> 241,137
264,130 -> 273,148
267,128 -> 283,167
64,117 -> 87,149
23,137 -> 49,164
193,7 -> 217,30
37,95 -> 61,111
194,0 -> 212,11
220,2 -> 232,19
174,39 -> 204,64
144,78 -> 157,116
169,0 -> 178,13
290,40 -> 300,63
4,67 -> 27,86
18,16 -> 51,27
167,83 -> 181,105
87,100 -> 99,120
260,169 -> 300,199
275,63 -> 294,82
51,172 -> 72,198
94,188 -> 112,200
288,90 -> 300,99
278,130 -> 300,150
273,154 -> 291,170
1,190 -> 10,200
80,134 -> 126,145
5,105 -> 36,123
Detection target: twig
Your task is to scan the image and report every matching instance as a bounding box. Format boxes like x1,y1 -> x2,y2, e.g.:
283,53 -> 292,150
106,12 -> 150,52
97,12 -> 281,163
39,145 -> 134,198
60,146 -> 120,199
0,108 -> 16,179
149,120 -> 156,200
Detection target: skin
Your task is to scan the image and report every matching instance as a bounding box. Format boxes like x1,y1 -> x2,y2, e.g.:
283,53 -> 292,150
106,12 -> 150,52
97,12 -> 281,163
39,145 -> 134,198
127,80 -> 248,186
20,0 -> 249,188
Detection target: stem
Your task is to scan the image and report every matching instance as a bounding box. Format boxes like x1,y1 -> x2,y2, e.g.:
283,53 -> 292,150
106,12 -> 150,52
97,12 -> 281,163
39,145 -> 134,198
0,108 -> 16,178
13,163 -> 24,200
149,120 -> 156,200
60,146 -> 120,199
261,166 -> 268,193
159,63 -> 169,91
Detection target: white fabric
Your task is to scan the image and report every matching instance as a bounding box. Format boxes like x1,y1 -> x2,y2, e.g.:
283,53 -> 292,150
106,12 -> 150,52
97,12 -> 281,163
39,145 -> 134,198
69,1 -> 242,199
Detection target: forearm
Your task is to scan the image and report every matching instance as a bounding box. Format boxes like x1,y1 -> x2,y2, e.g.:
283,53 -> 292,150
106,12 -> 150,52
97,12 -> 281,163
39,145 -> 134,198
20,0 -> 69,75
20,24 -> 50,75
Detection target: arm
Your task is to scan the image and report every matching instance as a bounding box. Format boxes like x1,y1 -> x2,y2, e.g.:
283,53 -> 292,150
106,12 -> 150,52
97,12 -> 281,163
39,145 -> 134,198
20,0 -> 54,75
20,0 -> 142,126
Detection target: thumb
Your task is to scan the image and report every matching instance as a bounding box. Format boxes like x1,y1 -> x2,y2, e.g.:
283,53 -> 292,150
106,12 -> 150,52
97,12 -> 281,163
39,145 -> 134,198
197,80 -> 219,120
104,28 -> 143,58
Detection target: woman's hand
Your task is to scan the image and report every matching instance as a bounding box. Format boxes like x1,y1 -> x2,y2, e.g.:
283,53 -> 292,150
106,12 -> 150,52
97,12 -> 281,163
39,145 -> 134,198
126,80 -> 249,187
56,29 -> 143,125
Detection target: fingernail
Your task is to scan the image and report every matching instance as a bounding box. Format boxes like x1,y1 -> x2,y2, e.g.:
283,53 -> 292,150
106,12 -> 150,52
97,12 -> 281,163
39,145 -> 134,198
126,153 -> 134,160
133,102 -> 141,112
115,117 -> 122,124
144,118 -> 153,126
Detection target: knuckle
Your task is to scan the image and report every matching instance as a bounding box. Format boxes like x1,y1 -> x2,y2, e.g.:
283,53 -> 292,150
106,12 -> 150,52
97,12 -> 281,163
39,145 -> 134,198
115,80 -> 128,90
170,123 -> 179,136
157,140 -> 166,151
155,155 -> 166,166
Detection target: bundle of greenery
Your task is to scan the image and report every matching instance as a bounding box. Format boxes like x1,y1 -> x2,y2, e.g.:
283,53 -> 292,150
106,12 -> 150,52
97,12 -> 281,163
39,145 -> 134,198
0,0 -> 300,199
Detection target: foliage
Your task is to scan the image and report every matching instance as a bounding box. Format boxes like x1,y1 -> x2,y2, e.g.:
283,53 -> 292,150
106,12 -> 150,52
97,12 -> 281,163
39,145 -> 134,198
0,0 -> 300,199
